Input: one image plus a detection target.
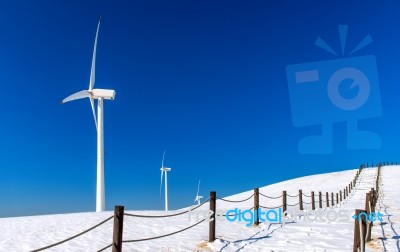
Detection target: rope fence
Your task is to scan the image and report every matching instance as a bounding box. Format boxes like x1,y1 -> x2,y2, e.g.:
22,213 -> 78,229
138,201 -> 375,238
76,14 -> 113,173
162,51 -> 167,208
122,219 -> 206,243
216,194 -> 253,203
123,198 -> 210,219
259,204 -> 283,209
97,243 -> 113,252
353,163 -> 382,251
29,161 -> 390,252
30,215 -> 114,252
259,192 -> 282,199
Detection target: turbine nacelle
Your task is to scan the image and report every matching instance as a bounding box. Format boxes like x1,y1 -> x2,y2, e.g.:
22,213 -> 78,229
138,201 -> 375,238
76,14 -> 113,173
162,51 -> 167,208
160,151 -> 172,211
161,167 -> 171,172
61,18 -> 115,212
91,89 -> 116,100
194,195 -> 203,205
194,179 -> 202,205
61,88 -> 115,104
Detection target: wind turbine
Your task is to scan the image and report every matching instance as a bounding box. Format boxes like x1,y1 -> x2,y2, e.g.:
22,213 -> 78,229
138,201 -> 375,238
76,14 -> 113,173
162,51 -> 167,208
160,151 -> 172,211
194,179 -> 203,205
61,18 -> 115,212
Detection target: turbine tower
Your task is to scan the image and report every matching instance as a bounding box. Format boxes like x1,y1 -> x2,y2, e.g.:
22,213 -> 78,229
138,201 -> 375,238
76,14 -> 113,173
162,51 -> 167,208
61,18 -> 115,212
160,151 -> 172,211
194,179 -> 203,205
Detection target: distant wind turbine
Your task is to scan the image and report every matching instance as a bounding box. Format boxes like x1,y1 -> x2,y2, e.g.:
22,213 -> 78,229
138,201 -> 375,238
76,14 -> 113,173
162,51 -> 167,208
61,18 -> 116,212
160,151 -> 172,211
194,179 -> 203,205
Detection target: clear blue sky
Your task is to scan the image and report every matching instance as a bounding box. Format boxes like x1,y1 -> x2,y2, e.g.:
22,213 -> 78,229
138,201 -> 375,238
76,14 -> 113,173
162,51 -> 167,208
0,1 -> 399,217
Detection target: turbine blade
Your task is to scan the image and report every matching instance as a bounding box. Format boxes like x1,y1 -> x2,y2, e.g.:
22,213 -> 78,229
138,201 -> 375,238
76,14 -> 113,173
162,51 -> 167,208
89,18 -> 101,91
162,150 -> 166,168
61,90 -> 90,104
90,98 -> 98,130
196,179 -> 201,196
160,170 -> 164,196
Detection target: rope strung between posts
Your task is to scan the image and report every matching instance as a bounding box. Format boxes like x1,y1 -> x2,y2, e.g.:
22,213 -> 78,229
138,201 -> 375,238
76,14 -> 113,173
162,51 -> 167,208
259,192 -> 282,199
259,204 -> 283,209
124,198 -> 210,218
286,193 -> 299,198
302,193 -> 311,197
30,215 -> 114,252
287,202 -> 300,206
303,201 -> 312,204
97,243 -> 113,252
122,219 -> 205,243
216,194 -> 254,203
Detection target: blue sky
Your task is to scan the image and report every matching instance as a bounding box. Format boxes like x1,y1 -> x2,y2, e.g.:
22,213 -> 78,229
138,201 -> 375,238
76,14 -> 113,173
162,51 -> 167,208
0,1 -> 399,217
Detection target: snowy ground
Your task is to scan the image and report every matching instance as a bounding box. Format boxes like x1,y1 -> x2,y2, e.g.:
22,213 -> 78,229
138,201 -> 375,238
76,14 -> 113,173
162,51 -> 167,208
368,166 -> 400,251
0,166 -> 398,251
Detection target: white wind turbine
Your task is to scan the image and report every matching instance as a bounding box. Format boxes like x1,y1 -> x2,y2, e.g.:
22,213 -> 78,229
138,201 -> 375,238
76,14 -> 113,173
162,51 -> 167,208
194,179 -> 203,205
160,151 -> 172,211
61,18 -> 115,212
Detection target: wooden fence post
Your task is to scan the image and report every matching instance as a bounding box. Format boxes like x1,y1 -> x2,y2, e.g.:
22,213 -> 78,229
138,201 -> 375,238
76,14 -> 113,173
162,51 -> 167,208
336,193 -> 339,205
311,191 -> 315,210
209,191 -> 216,242
326,192 -> 329,208
254,188 -> 259,225
283,191 -> 287,213
365,192 -> 370,215
318,191 -> 322,209
299,190 -> 303,211
331,192 -> 334,206
340,191 -> 342,202
112,205 -> 124,252
344,189 -> 346,199
365,192 -> 372,242
353,209 -> 366,252
370,188 -> 376,212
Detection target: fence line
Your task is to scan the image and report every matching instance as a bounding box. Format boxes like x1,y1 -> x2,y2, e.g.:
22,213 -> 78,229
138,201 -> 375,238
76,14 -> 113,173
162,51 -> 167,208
123,198 -> 210,218
259,192 -> 282,199
353,163 -> 382,251
30,215 -> 114,252
122,219 -> 206,243
259,204 -> 283,209
30,161 -> 392,251
216,194 -> 253,203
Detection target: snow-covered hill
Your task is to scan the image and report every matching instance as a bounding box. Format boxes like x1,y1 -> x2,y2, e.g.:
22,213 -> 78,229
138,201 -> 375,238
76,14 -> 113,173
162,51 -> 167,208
1,166 -> 399,251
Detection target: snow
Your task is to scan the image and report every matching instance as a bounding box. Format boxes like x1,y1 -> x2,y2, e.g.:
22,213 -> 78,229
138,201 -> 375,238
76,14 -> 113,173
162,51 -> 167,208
368,166 -> 400,251
0,166 -> 399,251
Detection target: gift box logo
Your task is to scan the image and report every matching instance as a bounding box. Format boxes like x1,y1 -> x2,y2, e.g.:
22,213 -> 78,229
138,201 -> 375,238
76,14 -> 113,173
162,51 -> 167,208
286,25 -> 382,154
